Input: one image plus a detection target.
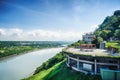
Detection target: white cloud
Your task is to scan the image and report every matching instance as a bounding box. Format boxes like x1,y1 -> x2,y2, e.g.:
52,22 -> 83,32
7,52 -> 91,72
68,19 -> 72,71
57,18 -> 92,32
0,28 -> 82,41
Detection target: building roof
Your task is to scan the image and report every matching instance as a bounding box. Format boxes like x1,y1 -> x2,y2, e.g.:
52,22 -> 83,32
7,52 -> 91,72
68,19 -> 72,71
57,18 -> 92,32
80,44 -> 96,47
63,48 -> 120,59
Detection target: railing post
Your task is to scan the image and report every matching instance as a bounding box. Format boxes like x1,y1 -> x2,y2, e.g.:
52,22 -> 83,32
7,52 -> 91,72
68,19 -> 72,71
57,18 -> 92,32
94,59 -> 97,74
67,55 -> 70,65
118,60 -> 120,69
77,57 -> 79,70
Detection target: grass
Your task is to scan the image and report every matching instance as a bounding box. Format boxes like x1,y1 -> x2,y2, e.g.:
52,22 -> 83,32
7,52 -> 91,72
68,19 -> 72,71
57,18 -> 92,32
106,41 -> 119,48
23,60 -> 65,80
23,60 -> 101,80
106,41 -> 120,53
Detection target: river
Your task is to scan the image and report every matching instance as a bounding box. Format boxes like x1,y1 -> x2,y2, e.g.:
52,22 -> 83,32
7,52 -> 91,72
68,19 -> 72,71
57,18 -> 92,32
0,47 -> 63,80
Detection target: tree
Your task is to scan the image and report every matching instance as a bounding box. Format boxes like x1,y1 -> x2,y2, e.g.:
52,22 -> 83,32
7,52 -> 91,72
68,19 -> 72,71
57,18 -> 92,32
98,37 -> 103,42
114,10 -> 120,16
99,30 -> 111,40
114,29 -> 120,40
94,10 -> 120,40
92,37 -> 99,48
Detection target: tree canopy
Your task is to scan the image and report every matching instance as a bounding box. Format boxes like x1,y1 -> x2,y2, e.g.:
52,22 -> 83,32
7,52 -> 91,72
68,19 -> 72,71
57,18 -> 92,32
94,10 -> 120,41
114,10 -> 120,16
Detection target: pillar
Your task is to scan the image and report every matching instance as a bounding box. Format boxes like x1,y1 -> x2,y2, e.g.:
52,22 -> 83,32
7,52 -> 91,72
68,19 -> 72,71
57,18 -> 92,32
77,57 -> 79,69
94,59 -> 97,74
67,55 -> 70,65
118,60 -> 120,69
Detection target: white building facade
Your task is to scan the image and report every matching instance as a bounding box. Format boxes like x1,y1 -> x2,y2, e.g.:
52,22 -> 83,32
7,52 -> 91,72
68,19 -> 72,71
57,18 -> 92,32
82,33 -> 95,44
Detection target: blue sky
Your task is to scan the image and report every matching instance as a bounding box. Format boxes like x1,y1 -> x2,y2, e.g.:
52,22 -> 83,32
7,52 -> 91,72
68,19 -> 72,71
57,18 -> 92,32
0,0 -> 120,41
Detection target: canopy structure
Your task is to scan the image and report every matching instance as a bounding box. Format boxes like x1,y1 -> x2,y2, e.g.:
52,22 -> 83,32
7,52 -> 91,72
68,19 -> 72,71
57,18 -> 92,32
80,44 -> 96,49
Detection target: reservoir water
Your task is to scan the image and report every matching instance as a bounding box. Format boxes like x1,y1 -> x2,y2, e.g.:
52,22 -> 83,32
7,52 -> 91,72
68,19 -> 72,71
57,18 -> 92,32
0,47 -> 63,80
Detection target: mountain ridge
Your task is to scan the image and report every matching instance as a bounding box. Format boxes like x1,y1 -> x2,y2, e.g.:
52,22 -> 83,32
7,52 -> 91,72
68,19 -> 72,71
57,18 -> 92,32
94,10 -> 120,40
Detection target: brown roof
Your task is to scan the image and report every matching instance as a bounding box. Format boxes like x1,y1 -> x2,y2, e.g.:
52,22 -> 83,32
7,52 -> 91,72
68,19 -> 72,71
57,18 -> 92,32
80,44 -> 96,47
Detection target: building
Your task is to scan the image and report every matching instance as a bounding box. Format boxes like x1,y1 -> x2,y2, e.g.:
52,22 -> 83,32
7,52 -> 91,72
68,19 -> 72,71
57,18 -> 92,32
64,48 -> 120,73
82,33 -> 95,44
63,34 -> 120,80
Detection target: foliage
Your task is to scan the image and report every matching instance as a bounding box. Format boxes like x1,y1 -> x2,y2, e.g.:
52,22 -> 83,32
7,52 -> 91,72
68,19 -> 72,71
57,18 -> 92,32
92,37 -> 99,48
106,41 -> 120,53
24,60 -> 101,80
94,10 -> 120,40
0,46 -> 36,58
114,10 -> 120,16
0,41 -> 66,58
69,40 -> 83,47
98,37 -> 103,42
114,29 -> 120,40
34,52 -> 66,74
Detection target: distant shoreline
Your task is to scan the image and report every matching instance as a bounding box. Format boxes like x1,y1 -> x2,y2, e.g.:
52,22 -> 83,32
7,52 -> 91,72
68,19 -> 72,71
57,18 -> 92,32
0,47 -> 62,61
0,49 -> 39,61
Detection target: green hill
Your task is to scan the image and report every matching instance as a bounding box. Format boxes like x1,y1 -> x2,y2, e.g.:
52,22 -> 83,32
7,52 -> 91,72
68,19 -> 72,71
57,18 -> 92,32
23,59 -> 101,80
94,10 -> 120,40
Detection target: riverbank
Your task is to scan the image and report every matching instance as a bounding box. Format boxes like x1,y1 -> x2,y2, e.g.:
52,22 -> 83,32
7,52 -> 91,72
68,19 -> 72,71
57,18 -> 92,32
0,41 -> 67,58
0,48 -> 39,60
0,47 -> 63,80
24,52 -> 101,80
23,52 -> 66,80
0,46 -> 38,58
0,47 -> 62,61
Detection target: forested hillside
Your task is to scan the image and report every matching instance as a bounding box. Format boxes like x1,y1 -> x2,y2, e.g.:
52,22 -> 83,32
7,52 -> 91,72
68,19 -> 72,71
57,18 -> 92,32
94,10 -> 120,40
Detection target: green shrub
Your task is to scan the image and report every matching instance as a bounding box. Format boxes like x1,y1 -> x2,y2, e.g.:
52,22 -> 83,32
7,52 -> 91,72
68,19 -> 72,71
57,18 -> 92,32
34,52 -> 66,74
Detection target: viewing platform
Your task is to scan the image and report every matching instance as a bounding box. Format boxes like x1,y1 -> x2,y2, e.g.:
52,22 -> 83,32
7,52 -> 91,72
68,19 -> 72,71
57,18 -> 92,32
63,48 -> 120,58
63,47 -> 120,75
63,32 -> 120,80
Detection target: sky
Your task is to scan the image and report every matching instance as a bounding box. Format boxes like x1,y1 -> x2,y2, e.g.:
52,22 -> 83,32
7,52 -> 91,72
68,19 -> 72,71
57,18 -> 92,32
0,0 -> 120,41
